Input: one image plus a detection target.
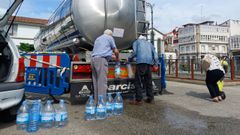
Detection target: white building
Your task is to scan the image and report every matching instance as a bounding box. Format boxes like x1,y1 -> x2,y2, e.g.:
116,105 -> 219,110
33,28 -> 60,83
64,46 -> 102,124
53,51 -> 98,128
147,28 -> 164,54
220,20 -> 240,56
178,21 -> 229,60
6,16 -> 47,46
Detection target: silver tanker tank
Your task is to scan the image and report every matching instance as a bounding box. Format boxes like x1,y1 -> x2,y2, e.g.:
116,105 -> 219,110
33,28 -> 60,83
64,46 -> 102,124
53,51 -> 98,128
34,0 -> 148,52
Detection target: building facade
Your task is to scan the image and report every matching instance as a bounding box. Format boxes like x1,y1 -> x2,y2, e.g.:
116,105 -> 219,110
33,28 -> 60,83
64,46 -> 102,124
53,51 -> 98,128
221,20 -> 240,56
6,16 -> 48,46
178,21 -> 229,60
164,27 -> 179,56
229,35 -> 240,56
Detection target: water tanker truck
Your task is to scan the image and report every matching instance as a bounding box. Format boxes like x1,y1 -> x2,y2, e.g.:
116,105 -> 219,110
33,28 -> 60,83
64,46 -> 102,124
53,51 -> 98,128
26,0 -> 161,104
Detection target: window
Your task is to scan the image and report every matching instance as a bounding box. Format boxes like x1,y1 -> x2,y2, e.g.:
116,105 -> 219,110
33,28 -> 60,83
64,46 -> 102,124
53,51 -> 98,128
201,45 -> 205,52
180,46 -> 184,52
212,46 -> 216,51
192,45 -> 195,51
222,46 -> 226,52
186,46 -> 190,52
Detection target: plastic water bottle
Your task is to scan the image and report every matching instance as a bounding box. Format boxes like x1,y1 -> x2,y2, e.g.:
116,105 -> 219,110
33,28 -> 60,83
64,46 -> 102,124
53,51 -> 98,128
84,95 -> 96,121
96,95 -> 106,120
106,93 -> 114,116
37,99 -> 42,125
55,99 -> 68,127
41,100 -> 55,128
115,62 -> 121,78
27,102 -> 40,133
114,92 -> 123,116
16,101 -> 29,130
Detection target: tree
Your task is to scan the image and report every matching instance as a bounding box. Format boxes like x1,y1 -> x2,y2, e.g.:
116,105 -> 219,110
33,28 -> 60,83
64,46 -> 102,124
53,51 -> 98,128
18,43 -> 35,52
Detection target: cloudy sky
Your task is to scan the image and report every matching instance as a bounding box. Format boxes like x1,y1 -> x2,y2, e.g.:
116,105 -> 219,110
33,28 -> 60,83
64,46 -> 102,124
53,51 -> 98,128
15,0 -> 240,33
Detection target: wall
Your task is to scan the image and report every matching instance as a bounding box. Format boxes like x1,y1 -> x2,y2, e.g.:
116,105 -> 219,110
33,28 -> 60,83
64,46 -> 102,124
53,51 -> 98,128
10,24 -> 41,45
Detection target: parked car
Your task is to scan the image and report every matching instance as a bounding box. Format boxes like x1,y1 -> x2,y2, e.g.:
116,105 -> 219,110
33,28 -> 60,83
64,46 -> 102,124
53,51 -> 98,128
0,0 -> 25,121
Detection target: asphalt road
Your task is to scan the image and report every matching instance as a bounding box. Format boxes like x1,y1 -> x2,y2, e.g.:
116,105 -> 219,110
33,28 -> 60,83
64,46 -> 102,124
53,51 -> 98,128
1,81 -> 240,135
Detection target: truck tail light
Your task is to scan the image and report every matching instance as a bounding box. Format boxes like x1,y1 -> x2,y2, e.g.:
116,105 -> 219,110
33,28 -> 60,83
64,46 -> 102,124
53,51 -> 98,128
72,64 -> 92,79
16,57 -> 25,82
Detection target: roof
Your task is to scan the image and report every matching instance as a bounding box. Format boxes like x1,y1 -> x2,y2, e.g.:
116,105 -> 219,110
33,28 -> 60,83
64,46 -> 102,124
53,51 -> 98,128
148,28 -> 165,35
183,21 -> 215,27
9,16 -> 48,25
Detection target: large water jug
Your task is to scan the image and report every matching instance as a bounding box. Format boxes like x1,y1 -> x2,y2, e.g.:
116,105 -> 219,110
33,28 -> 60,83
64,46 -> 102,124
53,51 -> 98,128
106,93 -> 114,116
27,101 -> 40,133
84,95 -> 96,121
96,95 -> 107,120
114,92 -> 123,116
55,99 -> 68,127
16,100 -> 29,130
41,100 -> 55,128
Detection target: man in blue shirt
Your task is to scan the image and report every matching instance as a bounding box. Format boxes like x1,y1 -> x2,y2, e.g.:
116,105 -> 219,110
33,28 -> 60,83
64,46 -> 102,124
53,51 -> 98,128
128,35 -> 158,105
91,29 -> 119,102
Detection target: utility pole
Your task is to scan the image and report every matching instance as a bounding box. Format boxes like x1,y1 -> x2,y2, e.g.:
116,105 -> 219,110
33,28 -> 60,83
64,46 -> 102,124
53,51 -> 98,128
146,2 -> 154,46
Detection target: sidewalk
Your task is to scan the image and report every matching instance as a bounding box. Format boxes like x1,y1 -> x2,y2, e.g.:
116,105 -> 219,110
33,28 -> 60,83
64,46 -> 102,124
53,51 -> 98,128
167,77 -> 240,86
157,81 -> 240,119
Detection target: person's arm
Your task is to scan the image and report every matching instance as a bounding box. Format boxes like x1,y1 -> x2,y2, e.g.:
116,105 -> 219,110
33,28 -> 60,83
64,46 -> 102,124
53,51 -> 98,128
109,36 -> 119,62
113,48 -> 119,62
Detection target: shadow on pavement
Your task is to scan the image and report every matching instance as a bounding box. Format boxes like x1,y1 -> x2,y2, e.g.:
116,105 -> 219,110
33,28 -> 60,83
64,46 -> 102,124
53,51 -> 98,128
0,121 -> 15,130
186,91 -> 210,101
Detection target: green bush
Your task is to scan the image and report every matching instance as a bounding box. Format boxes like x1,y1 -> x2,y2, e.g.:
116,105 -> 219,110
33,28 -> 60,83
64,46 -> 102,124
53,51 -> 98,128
18,43 -> 35,52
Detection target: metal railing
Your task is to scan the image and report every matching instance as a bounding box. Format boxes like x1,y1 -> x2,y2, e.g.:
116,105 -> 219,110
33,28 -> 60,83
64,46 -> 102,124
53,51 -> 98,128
165,56 -> 240,81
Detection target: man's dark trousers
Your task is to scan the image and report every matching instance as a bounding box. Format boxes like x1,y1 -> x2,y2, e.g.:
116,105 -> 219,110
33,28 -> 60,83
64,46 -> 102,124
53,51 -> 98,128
135,63 -> 154,101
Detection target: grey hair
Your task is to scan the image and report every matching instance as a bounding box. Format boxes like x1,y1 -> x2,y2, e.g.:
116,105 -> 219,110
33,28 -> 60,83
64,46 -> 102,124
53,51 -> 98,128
138,35 -> 146,40
104,29 -> 113,36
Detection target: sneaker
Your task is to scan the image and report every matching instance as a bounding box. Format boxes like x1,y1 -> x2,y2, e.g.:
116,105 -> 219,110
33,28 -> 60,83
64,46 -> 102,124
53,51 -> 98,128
161,90 -> 173,95
144,98 -> 155,104
129,100 -> 143,105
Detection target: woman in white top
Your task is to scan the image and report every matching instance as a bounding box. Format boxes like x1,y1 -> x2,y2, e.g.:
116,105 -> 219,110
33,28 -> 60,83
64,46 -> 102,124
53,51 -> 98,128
202,54 -> 225,102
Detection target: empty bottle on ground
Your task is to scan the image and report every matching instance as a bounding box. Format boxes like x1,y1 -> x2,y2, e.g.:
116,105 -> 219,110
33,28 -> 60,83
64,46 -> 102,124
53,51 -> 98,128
96,95 -> 106,120
41,100 -> 55,128
114,92 -> 123,115
16,100 -> 29,130
55,99 -> 68,127
106,93 -> 114,116
27,101 -> 40,133
84,95 -> 96,121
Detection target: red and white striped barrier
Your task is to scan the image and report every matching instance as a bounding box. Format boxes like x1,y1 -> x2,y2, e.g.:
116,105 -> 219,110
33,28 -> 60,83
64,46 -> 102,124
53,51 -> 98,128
24,55 -> 61,68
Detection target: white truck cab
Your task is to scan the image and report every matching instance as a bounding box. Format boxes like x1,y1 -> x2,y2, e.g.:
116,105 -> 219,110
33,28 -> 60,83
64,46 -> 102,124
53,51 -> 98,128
0,0 -> 25,121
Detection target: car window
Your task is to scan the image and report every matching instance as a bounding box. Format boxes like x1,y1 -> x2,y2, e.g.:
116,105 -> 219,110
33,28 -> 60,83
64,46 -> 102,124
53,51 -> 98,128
0,0 -> 15,19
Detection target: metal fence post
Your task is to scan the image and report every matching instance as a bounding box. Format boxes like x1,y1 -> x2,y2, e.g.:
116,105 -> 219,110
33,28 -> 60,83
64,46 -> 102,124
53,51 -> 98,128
230,57 -> 235,80
191,59 -> 194,79
169,59 -> 171,75
176,59 -> 178,78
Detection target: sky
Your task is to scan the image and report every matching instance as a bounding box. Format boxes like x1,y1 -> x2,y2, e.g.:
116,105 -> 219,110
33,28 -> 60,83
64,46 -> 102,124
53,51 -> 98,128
15,0 -> 240,33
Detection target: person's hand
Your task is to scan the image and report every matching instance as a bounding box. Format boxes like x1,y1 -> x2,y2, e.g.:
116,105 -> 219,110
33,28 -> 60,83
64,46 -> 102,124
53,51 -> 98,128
152,65 -> 159,72
115,61 -> 120,66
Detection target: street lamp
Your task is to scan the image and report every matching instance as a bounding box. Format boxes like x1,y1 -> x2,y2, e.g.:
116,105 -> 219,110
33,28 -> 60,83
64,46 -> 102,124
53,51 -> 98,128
146,2 -> 154,46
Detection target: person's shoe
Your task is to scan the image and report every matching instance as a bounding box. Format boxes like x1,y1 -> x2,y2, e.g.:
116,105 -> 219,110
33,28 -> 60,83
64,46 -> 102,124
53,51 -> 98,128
129,100 -> 143,105
212,97 -> 219,102
144,98 -> 155,104
218,96 -> 223,101
161,90 -> 173,95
